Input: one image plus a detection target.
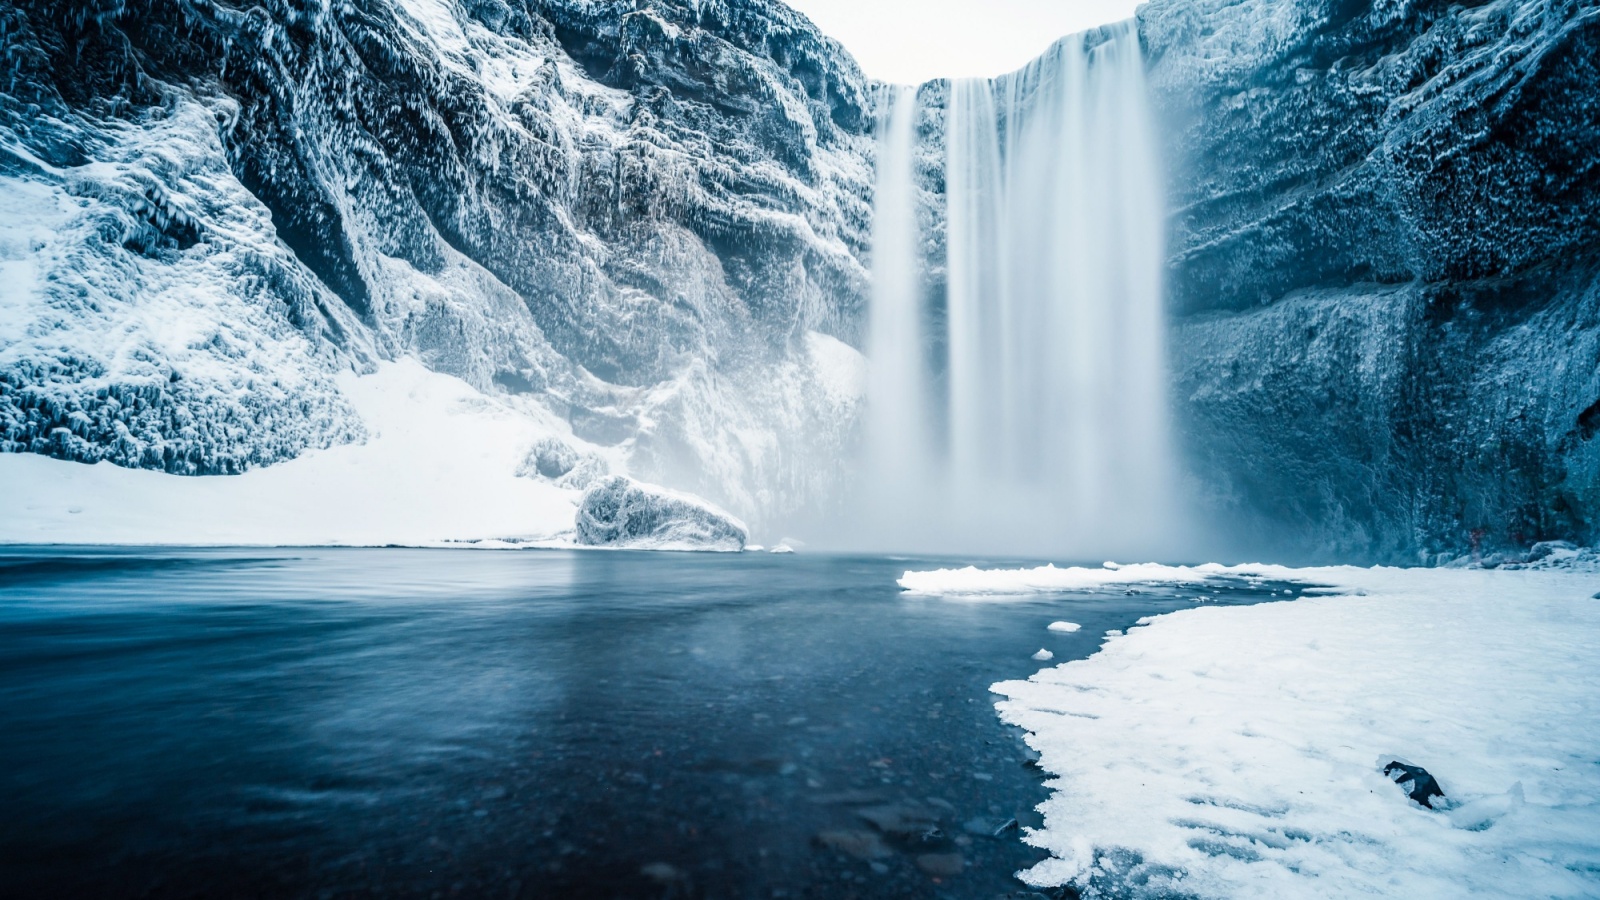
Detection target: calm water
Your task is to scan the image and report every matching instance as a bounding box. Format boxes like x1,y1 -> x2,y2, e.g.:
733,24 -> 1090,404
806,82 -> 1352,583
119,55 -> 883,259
0,548 -> 1282,899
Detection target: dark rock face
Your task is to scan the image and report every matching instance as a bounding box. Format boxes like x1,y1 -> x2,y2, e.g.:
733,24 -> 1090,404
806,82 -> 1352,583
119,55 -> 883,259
1143,0 -> 1600,560
0,0 -> 870,519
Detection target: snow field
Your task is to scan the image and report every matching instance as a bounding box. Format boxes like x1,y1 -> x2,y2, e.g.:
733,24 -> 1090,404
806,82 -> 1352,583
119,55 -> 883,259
0,359 -> 584,546
906,562 -> 1600,897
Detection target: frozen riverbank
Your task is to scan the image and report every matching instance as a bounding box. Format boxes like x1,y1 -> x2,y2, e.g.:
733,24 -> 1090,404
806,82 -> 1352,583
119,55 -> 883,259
910,562 -> 1600,897
0,360 -> 585,546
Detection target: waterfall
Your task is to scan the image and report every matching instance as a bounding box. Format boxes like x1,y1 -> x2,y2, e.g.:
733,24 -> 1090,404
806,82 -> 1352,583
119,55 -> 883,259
861,21 -> 1180,556
860,85 -> 939,537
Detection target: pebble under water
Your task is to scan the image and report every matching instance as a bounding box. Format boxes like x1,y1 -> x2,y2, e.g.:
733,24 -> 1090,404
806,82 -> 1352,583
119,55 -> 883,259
0,548 -> 1287,899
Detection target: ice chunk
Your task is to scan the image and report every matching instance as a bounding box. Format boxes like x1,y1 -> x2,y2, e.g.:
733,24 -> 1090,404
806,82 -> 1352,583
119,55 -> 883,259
1047,621 -> 1082,633
574,476 -> 747,552
1032,649 -> 1054,661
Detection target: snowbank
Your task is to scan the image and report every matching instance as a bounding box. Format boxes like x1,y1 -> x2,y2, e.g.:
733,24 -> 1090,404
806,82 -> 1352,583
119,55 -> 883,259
574,476 -> 748,552
0,359 -> 583,546
898,561 -> 1227,594
949,562 -> 1600,897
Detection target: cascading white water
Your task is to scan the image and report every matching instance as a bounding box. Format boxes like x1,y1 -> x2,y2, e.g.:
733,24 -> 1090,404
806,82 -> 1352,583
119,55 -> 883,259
861,85 -> 939,536
863,21 -> 1180,556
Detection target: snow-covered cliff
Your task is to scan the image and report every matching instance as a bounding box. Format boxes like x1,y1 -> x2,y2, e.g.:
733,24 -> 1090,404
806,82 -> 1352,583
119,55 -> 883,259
1144,0 -> 1600,560
2,0 -> 1595,559
0,0 -> 870,527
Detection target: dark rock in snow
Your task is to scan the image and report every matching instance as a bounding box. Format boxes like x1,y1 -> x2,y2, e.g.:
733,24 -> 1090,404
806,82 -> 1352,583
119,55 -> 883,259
1384,760 -> 1446,808
575,475 -> 748,551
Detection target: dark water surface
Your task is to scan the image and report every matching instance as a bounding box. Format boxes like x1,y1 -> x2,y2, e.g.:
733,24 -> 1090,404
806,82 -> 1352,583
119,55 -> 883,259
0,548 -> 1281,899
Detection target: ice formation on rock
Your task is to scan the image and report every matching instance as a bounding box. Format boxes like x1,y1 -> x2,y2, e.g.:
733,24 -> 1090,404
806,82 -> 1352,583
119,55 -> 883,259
575,475 -> 749,552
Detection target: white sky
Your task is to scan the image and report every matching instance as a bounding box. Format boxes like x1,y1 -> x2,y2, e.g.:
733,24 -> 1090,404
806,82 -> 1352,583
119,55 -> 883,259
781,0 -> 1145,84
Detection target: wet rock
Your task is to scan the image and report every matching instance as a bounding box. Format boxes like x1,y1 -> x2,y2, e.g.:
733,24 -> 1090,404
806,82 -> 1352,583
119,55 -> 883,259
815,829 -> 891,861
961,816 -> 996,836
914,852 -> 964,877
640,862 -> 686,885
808,789 -> 885,806
1383,761 -> 1446,809
856,802 -> 940,838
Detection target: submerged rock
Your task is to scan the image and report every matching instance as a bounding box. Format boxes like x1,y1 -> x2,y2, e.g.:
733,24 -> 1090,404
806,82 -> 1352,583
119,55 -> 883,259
913,851 -> 964,877
814,829 -> 891,861
574,476 -> 747,552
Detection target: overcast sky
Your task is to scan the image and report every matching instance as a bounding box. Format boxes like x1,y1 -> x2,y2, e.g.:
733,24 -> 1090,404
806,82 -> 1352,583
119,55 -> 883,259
781,0 -> 1145,84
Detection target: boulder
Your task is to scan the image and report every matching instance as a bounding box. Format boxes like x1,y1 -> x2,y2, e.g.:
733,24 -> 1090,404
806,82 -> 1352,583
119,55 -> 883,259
1383,760 -> 1445,809
575,477 -> 747,552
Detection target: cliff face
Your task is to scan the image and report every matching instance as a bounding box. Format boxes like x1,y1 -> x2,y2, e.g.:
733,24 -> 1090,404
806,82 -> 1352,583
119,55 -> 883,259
1143,0 -> 1600,560
3,0 -> 1595,559
0,0 -> 871,521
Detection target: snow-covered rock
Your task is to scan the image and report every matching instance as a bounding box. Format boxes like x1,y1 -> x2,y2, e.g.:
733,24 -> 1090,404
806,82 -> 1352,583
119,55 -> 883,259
516,435 -> 610,490
574,475 -> 748,551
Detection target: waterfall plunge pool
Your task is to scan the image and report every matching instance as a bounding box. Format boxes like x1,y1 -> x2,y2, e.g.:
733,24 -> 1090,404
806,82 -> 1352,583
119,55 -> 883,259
0,546 -> 1289,898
